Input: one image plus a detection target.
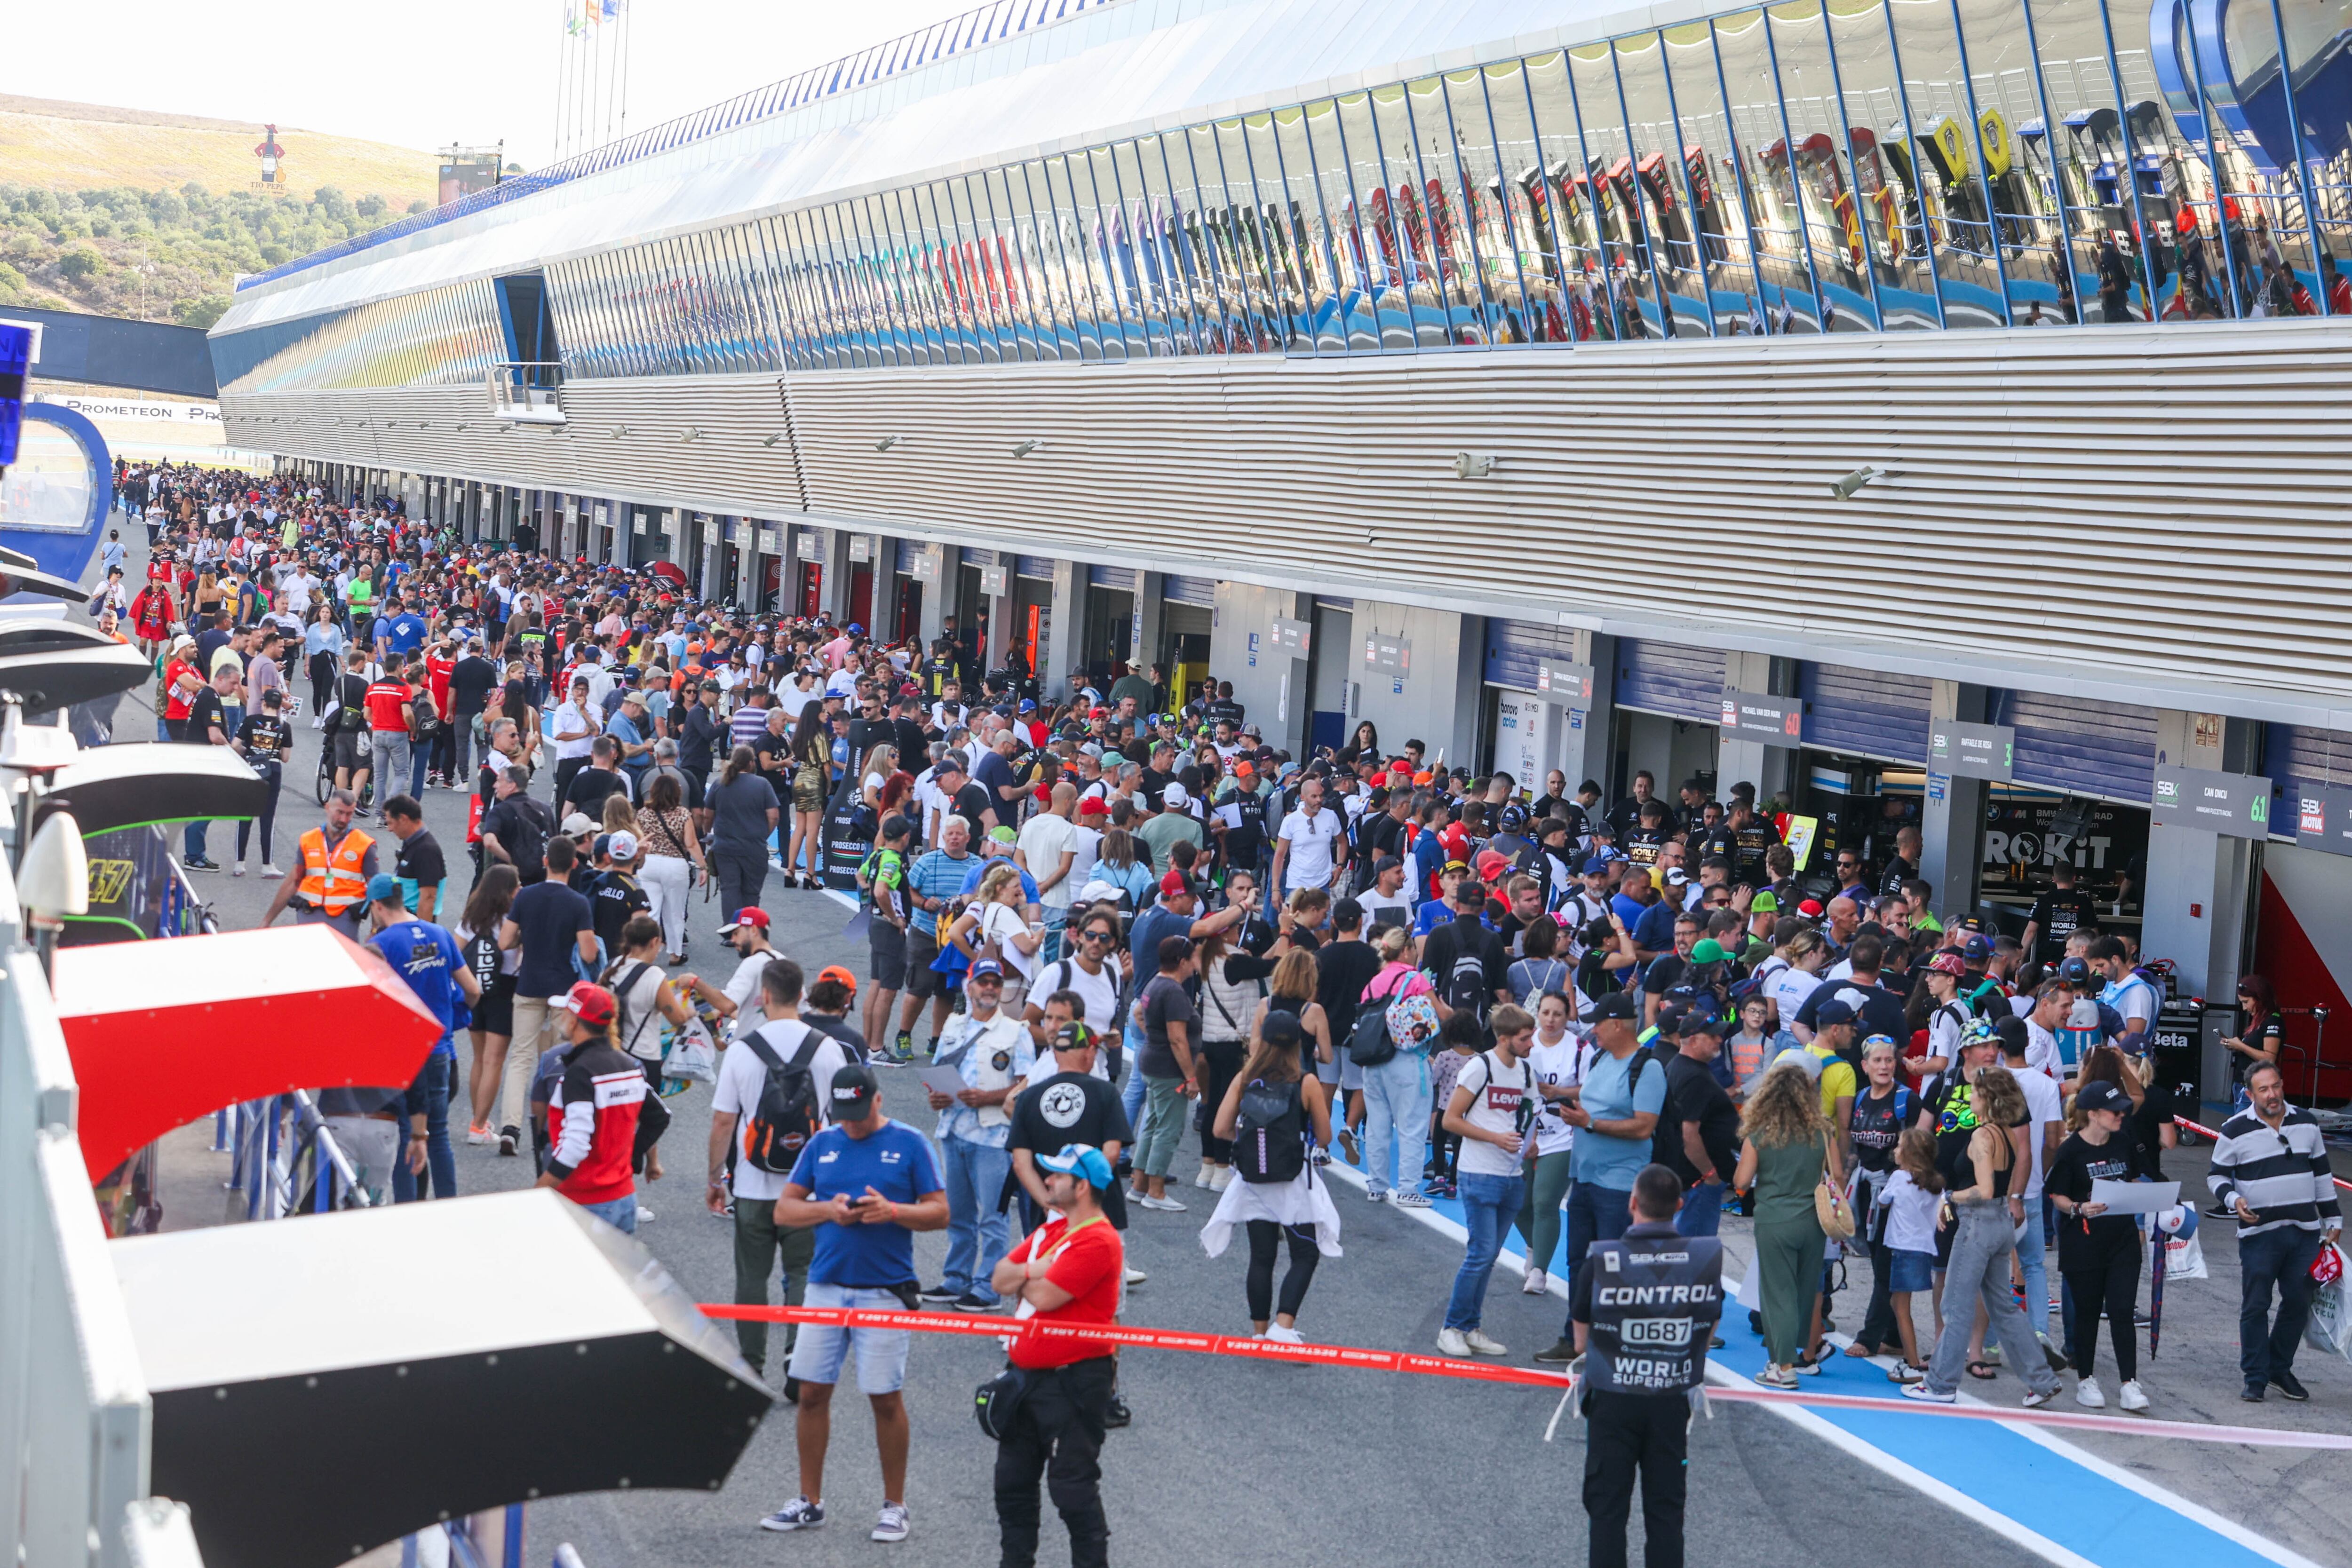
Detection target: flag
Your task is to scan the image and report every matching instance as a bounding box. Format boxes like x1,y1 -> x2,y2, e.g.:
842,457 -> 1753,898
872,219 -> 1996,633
602,0 -> 623,16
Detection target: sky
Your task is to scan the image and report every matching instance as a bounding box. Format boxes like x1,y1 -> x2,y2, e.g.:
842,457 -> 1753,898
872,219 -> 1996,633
2,0 -> 981,171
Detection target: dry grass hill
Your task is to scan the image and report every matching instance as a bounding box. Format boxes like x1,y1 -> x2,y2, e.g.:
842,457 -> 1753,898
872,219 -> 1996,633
0,95 -> 436,210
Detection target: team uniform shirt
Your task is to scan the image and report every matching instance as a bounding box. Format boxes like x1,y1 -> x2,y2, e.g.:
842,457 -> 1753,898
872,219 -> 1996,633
787,1119 -> 944,1288
545,1039 -> 656,1205
367,918 -> 465,1056
364,678 -> 412,734
1002,1214 -> 1126,1370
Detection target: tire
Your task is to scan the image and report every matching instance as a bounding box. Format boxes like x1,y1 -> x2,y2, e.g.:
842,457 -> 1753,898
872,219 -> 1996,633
314,752 -> 331,806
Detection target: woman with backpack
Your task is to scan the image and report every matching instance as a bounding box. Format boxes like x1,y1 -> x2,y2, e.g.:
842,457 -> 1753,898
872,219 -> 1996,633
1201,1010 -> 1339,1343
1358,925 -> 1440,1207
458,866 -> 521,1144
1255,949 -> 1333,1093
1506,916 -> 1576,1009
1192,922 -> 1284,1192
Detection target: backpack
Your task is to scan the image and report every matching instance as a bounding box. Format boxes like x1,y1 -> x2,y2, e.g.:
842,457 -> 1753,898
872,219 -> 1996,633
1383,983 -> 1442,1052
334,673 -> 369,734
410,688 -> 441,741
739,1022 -> 828,1174
1445,948 -> 1493,1032
1349,1003 -> 1398,1069
497,795 -> 552,874
1232,1076 -> 1307,1185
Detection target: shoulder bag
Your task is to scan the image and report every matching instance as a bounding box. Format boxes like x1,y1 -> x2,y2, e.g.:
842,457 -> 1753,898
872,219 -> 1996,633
1814,1131 -> 1857,1241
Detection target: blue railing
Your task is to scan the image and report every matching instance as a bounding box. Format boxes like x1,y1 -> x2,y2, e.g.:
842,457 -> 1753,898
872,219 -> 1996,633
235,0 -> 1133,294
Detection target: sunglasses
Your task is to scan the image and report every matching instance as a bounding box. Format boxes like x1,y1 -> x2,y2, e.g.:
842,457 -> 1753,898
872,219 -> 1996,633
1081,929 -> 1115,942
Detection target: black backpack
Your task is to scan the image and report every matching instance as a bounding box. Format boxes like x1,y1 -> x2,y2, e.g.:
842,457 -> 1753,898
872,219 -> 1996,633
1445,946 -> 1492,1031
739,1023 -> 827,1174
1232,1077 -> 1307,1184
1349,1002 -> 1398,1069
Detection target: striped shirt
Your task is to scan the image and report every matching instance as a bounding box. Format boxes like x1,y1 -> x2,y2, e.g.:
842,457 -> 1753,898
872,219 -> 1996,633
729,704 -> 771,752
906,848 -> 977,937
2207,1106 -> 2342,1238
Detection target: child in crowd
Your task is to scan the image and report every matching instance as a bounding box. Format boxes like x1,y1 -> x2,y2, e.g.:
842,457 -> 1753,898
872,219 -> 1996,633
1424,1011 -> 1480,1198
1876,1127 -> 1945,1382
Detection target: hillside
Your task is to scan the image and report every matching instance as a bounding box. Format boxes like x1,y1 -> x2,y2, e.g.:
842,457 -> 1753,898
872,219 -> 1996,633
0,97 -> 442,330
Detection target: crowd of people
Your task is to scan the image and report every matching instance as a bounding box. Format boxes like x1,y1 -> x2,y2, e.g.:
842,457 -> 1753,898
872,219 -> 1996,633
112,462 -> 2344,1564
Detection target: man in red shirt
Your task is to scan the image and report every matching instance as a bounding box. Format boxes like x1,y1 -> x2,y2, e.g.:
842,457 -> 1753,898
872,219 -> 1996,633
534,981 -> 666,1233
366,665 -> 416,819
988,1143 -> 1123,1568
161,635 -> 205,742
423,639 -> 458,788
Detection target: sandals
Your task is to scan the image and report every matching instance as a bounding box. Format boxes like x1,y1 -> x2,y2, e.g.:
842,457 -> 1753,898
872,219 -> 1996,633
1966,1360 -> 1998,1381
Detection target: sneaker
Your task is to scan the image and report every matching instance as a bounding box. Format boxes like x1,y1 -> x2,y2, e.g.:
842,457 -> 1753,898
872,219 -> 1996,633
635,1207 -> 652,1223
2204,1202 -> 2237,1220
1102,1394 -> 1131,1429
950,1292 -> 998,1312
2020,1387 -> 2057,1410
1194,1164 -> 1218,1188
465,1123 -> 492,1145
2241,1383 -> 2267,1402
2041,1339 -> 2070,1374
2271,1370 -> 2311,1402
230,862 -> 246,877
1901,1382 -> 1957,1405
183,856 -> 219,872
1210,1168 -> 1235,1192
1531,1337 -> 1579,1365
917,1283 -> 960,1304
1755,1364 -> 1798,1390
497,1128 -> 518,1156
2118,1379 -> 2150,1412
1335,1128 -> 1359,1163
2075,1378 -> 2106,1409
260,864 -> 282,877
1521,1267 -> 1549,1295
1123,1265 -> 1147,1285
893,1031 -> 914,1061
1390,1189 -> 1433,1210
870,1503 -> 909,1544
1137,1193 -> 1188,1212
759,1497 -> 825,1532
1263,1325 -> 1305,1345
1367,1188 -> 1390,1204
1464,1329 -> 1507,1356
1436,1327 -> 1473,1357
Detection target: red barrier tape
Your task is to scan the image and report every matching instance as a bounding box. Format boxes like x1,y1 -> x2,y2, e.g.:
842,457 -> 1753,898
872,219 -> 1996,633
701,1305 -> 2352,1449
2175,1114 -> 2352,1193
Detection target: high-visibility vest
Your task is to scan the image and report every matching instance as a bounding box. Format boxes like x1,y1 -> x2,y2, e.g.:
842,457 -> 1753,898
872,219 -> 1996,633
297,826 -> 374,915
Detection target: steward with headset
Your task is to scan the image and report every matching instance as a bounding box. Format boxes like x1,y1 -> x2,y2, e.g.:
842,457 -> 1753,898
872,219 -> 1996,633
985,1143 -> 1125,1568
1571,1163 -> 1724,1568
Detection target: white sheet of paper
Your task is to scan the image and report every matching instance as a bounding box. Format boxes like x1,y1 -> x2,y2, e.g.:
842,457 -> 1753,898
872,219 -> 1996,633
2090,1180 -> 2181,1215
918,1064 -> 969,1099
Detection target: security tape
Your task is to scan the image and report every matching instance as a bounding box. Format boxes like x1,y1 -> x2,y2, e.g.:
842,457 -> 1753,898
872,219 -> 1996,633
701,1304 -> 2352,1450
2174,1114 -> 2352,1193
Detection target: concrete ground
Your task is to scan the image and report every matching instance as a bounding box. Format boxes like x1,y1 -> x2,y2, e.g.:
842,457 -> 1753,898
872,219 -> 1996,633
104,513 -> 2349,1568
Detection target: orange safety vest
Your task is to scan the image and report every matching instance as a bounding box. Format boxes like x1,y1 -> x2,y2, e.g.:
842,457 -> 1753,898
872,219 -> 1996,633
297,825 -> 375,914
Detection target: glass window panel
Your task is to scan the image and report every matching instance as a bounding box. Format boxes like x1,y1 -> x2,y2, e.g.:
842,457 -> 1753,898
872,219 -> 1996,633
1282,101 -> 1355,353
1522,50 -> 1622,339
2193,0 -> 2316,312
839,200 -> 898,366
1041,157 -> 1111,360
1614,33 -> 1720,334
1001,165 -> 1070,361
1663,25 -> 1772,332
1104,141 -> 1172,356
1130,133 -> 1208,355
2281,0 -> 2351,309
766,216 -> 822,369
1395,76 -> 1495,344
1765,2 -> 1879,330
1364,85 -> 1448,343
787,211 -> 848,368
1089,144 -> 1155,356
907,182 -> 971,364
2019,0 -> 2155,321
1882,0 -> 2010,323
1324,93 -> 1405,348
971,168 -> 1040,362
1019,160 -> 1086,361
810,206 -> 872,369
871,193 -> 927,365
1952,0 -> 2074,322
885,187 -> 947,365
1168,123 -> 1238,352
1200,123 -> 1270,352
1824,0 -> 1947,325
955,173 -> 1021,361
1568,44 -> 1674,338
1440,69 -> 1532,342
1239,112 -> 1311,352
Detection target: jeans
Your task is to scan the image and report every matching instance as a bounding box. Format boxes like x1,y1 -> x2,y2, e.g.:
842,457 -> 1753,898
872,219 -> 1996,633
1925,1202 -> 2058,1398
1118,1039 -> 1149,1154
1359,1050 -> 1429,1196
390,1051 -> 455,1202
580,1193 -> 637,1234
1563,1179 -> 1636,1312
994,1354 -> 1114,1568
730,1197 -> 817,1375
943,1137 -> 1013,1303
183,819 -> 208,862
1135,1076 -> 1187,1179
2014,1213 -> 2053,1343
1675,1180 -> 1724,1238
1038,905 -> 1069,967
408,738 -> 432,799
2238,1226 -> 2323,1388
236,759 -> 283,864
371,733 -> 411,801
1445,1171 -> 1526,1331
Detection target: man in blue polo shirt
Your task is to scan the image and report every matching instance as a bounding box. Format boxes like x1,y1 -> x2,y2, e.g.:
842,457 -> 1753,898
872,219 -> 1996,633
763,1065 -> 947,1544
1537,991 -> 1667,1364
366,872 -> 480,1204
376,594 -> 429,662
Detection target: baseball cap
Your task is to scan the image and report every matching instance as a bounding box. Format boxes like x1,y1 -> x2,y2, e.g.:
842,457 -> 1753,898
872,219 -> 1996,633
1813,998 -> 1857,1027
2057,956 -> 2095,985
1442,858 -> 1471,876
1797,897 -> 1826,917
552,981 -> 617,1027
1961,933 -> 1993,964
1234,760 -> 1256,779
1373,854 -> 1404,876
1051,1021 -> 1098,1054
1772,1045 -> 1824,1080
608,829 -> 640,861
967,957 -> 1005,982
1661,1001 -> 1727,1039
1749,890 -> 1780,913
1928,950 -> 1969,978
1037,1143 -> 1115,1190
1582,856 -> 1612,876
1078,797 -> 1109,817
365,872 -> 403,904
828,1062 -> 880,1118
2076,1080 -> 2132,1116
1474,848 -> 1510,883
988,824 -> 1017,845
1690,939 -> 1726,965
717,906 -> 771,935
1259,1010 -> 1304,1052
1162,780 -> 1190,808
592,832 -> 614,862
1663,866 -> 1690,887
1588,992 -> 1640,1022
560,811 -> 597,837
817,964 -> 858,995
1498,803 -> 1530,833
1159,868 -> 1194,898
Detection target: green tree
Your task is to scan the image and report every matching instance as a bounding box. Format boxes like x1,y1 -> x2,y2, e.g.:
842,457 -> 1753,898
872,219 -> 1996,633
58,244 -> 103,281
173,294 -> 230,329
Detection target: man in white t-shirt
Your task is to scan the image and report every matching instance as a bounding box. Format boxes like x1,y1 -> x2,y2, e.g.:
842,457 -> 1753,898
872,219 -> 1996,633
549,675 -> 601,807
1016,783 -> 1082,959
1998,1017 -> 2064,1353
1020,905 -> 1128,1052
1270,777 -> 1346,899
707,955 -> 856,1386
1437,1003 -> 1538,1357
720,909 -> 783,1039
1358,855 -> 1414,934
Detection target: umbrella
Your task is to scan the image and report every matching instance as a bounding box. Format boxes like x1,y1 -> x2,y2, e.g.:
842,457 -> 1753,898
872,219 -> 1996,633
51,924 -> 445,1182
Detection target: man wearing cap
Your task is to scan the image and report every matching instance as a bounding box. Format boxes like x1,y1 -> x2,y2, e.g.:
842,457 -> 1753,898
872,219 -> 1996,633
605,686 -> 656,794
1655,1004 -> 1740,1242
536,980 -> 664,1235
549,675 -> 600,809
989,1140 -> 1124,1568
918,957 -> 1036,1310
588,830 -> 650,959
493,834 -> 599,1156
755,1055 -> 945,1541
367,871 -> 481,1204
898,816 -> 979,1057
1537,992 -> 1666,1363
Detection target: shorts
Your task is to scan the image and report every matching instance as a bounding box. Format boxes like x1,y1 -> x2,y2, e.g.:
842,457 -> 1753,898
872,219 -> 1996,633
333,730 -> 366,772
787,1281 -> 913,1394
471,987 -> 515,1037
1316,1046 -> 1343,1089
905,929 -> 946,999
1888,1248 -> 1936,1294
1338,1048 -> 1364,1094
870,919 -> 908,990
